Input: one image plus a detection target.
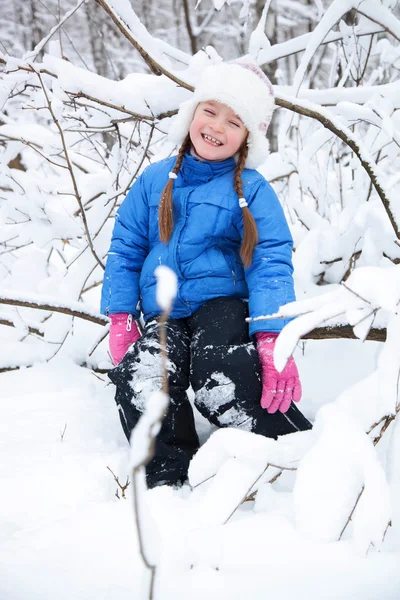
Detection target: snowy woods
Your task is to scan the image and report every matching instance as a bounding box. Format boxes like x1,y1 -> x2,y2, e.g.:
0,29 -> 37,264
1,1 -> 400,598
1,0 -> 400,367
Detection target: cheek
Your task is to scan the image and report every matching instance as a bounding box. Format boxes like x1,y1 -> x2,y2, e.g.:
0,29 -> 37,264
190,116 -> 204,138
228,129 -> 246,150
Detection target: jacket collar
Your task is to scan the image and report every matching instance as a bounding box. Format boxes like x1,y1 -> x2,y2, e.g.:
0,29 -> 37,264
180,151 -> 236,184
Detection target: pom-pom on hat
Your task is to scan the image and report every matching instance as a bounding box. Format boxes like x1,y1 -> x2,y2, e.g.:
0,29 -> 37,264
168,61 -> 275,169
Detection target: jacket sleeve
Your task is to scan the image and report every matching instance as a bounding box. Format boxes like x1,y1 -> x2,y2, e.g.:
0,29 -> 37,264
243,178 -> 295,336
100,172 -> 150,316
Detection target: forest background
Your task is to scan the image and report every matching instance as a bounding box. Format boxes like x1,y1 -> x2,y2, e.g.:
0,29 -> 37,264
1,1 -> 400,599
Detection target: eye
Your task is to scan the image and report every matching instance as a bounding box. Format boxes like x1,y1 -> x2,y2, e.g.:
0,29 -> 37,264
204,108 -> 215,115
229,121 -> 241,128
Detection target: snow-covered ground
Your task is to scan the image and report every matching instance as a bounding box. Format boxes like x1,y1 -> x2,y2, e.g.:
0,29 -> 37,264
1,338 -> 400,600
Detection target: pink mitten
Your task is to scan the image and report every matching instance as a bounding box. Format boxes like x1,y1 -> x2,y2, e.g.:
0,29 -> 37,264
256,332 -> 302,414
109,313 -> 140,366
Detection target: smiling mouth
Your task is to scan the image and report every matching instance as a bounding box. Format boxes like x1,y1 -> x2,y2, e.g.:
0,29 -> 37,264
201,134 -> 223,146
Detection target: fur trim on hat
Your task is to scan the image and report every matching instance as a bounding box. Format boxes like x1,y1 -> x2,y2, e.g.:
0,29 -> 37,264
168,62 -> 275,169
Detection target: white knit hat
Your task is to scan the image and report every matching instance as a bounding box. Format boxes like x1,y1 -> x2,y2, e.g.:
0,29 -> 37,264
168,61 -> 275,169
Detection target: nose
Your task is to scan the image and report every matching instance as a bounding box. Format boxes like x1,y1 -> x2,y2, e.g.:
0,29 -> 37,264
211,118 -> 224,134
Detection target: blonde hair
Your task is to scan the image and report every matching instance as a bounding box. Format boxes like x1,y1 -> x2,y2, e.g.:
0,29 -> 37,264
159,137 -> 258,268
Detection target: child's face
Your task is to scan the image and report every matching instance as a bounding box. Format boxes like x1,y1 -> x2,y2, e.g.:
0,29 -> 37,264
189,101 -> 248,161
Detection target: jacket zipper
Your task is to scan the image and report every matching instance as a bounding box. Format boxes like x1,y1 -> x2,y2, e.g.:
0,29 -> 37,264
172,190 -> 188,279
126,314 -> 133,331
221,247 -> 236,286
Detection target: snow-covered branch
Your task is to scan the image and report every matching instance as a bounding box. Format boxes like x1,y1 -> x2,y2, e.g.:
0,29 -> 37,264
0,292 -> 108,326
276,93 -> 399,239
258,23 -> 384,65
22,0 -> 89,64
292,0 -> 400,96
94,0 -> 193,90
129,267 -> 177,599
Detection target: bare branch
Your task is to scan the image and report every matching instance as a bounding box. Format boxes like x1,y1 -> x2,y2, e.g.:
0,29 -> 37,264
370,404 -> 400,446
243,469 -> 284,502
87,327 -> 109,357
224,463 -> 297,523
0,316 -> 44,337
66,90 -> 177,121
357,2 -> 400,42
0,293 -> 108,326
35,69 -> 105,270
107,466 -> 130,499
182,0 -> 198,54
338,485 -> 365,541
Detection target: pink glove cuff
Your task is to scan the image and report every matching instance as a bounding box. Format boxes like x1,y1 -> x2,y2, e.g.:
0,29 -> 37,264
110,313 -> 130,326
109,313 -> 140,366
255,332 -> 278,343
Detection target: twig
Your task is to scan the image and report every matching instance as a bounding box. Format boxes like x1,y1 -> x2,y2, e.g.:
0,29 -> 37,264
382,520 -> 392,543
87,327 -> 109,358
338,485 -> 365,540
357,5 -> 400,42
60,423 -> 67,442
370,404 -> 400,446
244,470 -> 283,503
34,69 -> 105,270
224,464 -> 297,524
0,316 -> 44,337
0,362 -> 111,374
107,466 -> 130,499
192,474 -> 215,489
131,467 -> 156,600
340,282 -> 371,305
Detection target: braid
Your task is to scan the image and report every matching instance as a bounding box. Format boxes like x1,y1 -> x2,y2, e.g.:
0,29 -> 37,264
159,134 -> 191,243
234,142 -> 258,267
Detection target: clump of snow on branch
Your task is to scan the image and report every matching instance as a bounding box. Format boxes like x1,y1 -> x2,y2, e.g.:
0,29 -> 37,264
256,265 -> 400,426
154,265 -> 178,312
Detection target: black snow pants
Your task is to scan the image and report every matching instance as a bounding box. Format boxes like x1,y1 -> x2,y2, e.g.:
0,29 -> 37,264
108,297 -> 312,487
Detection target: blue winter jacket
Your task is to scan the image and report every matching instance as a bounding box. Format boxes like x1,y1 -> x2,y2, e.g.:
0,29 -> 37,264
101,152 -> 295,335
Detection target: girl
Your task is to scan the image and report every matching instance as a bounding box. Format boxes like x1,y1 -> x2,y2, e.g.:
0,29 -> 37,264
101,61 -> 312,488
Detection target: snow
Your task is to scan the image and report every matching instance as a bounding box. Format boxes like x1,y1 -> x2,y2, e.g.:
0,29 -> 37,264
154,265 -> 178,312
248,0 -> 272,60
130,390 -> 169,469
42,55 -> 191,120
293,402 -> 391,552
1,341 -> 400,599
